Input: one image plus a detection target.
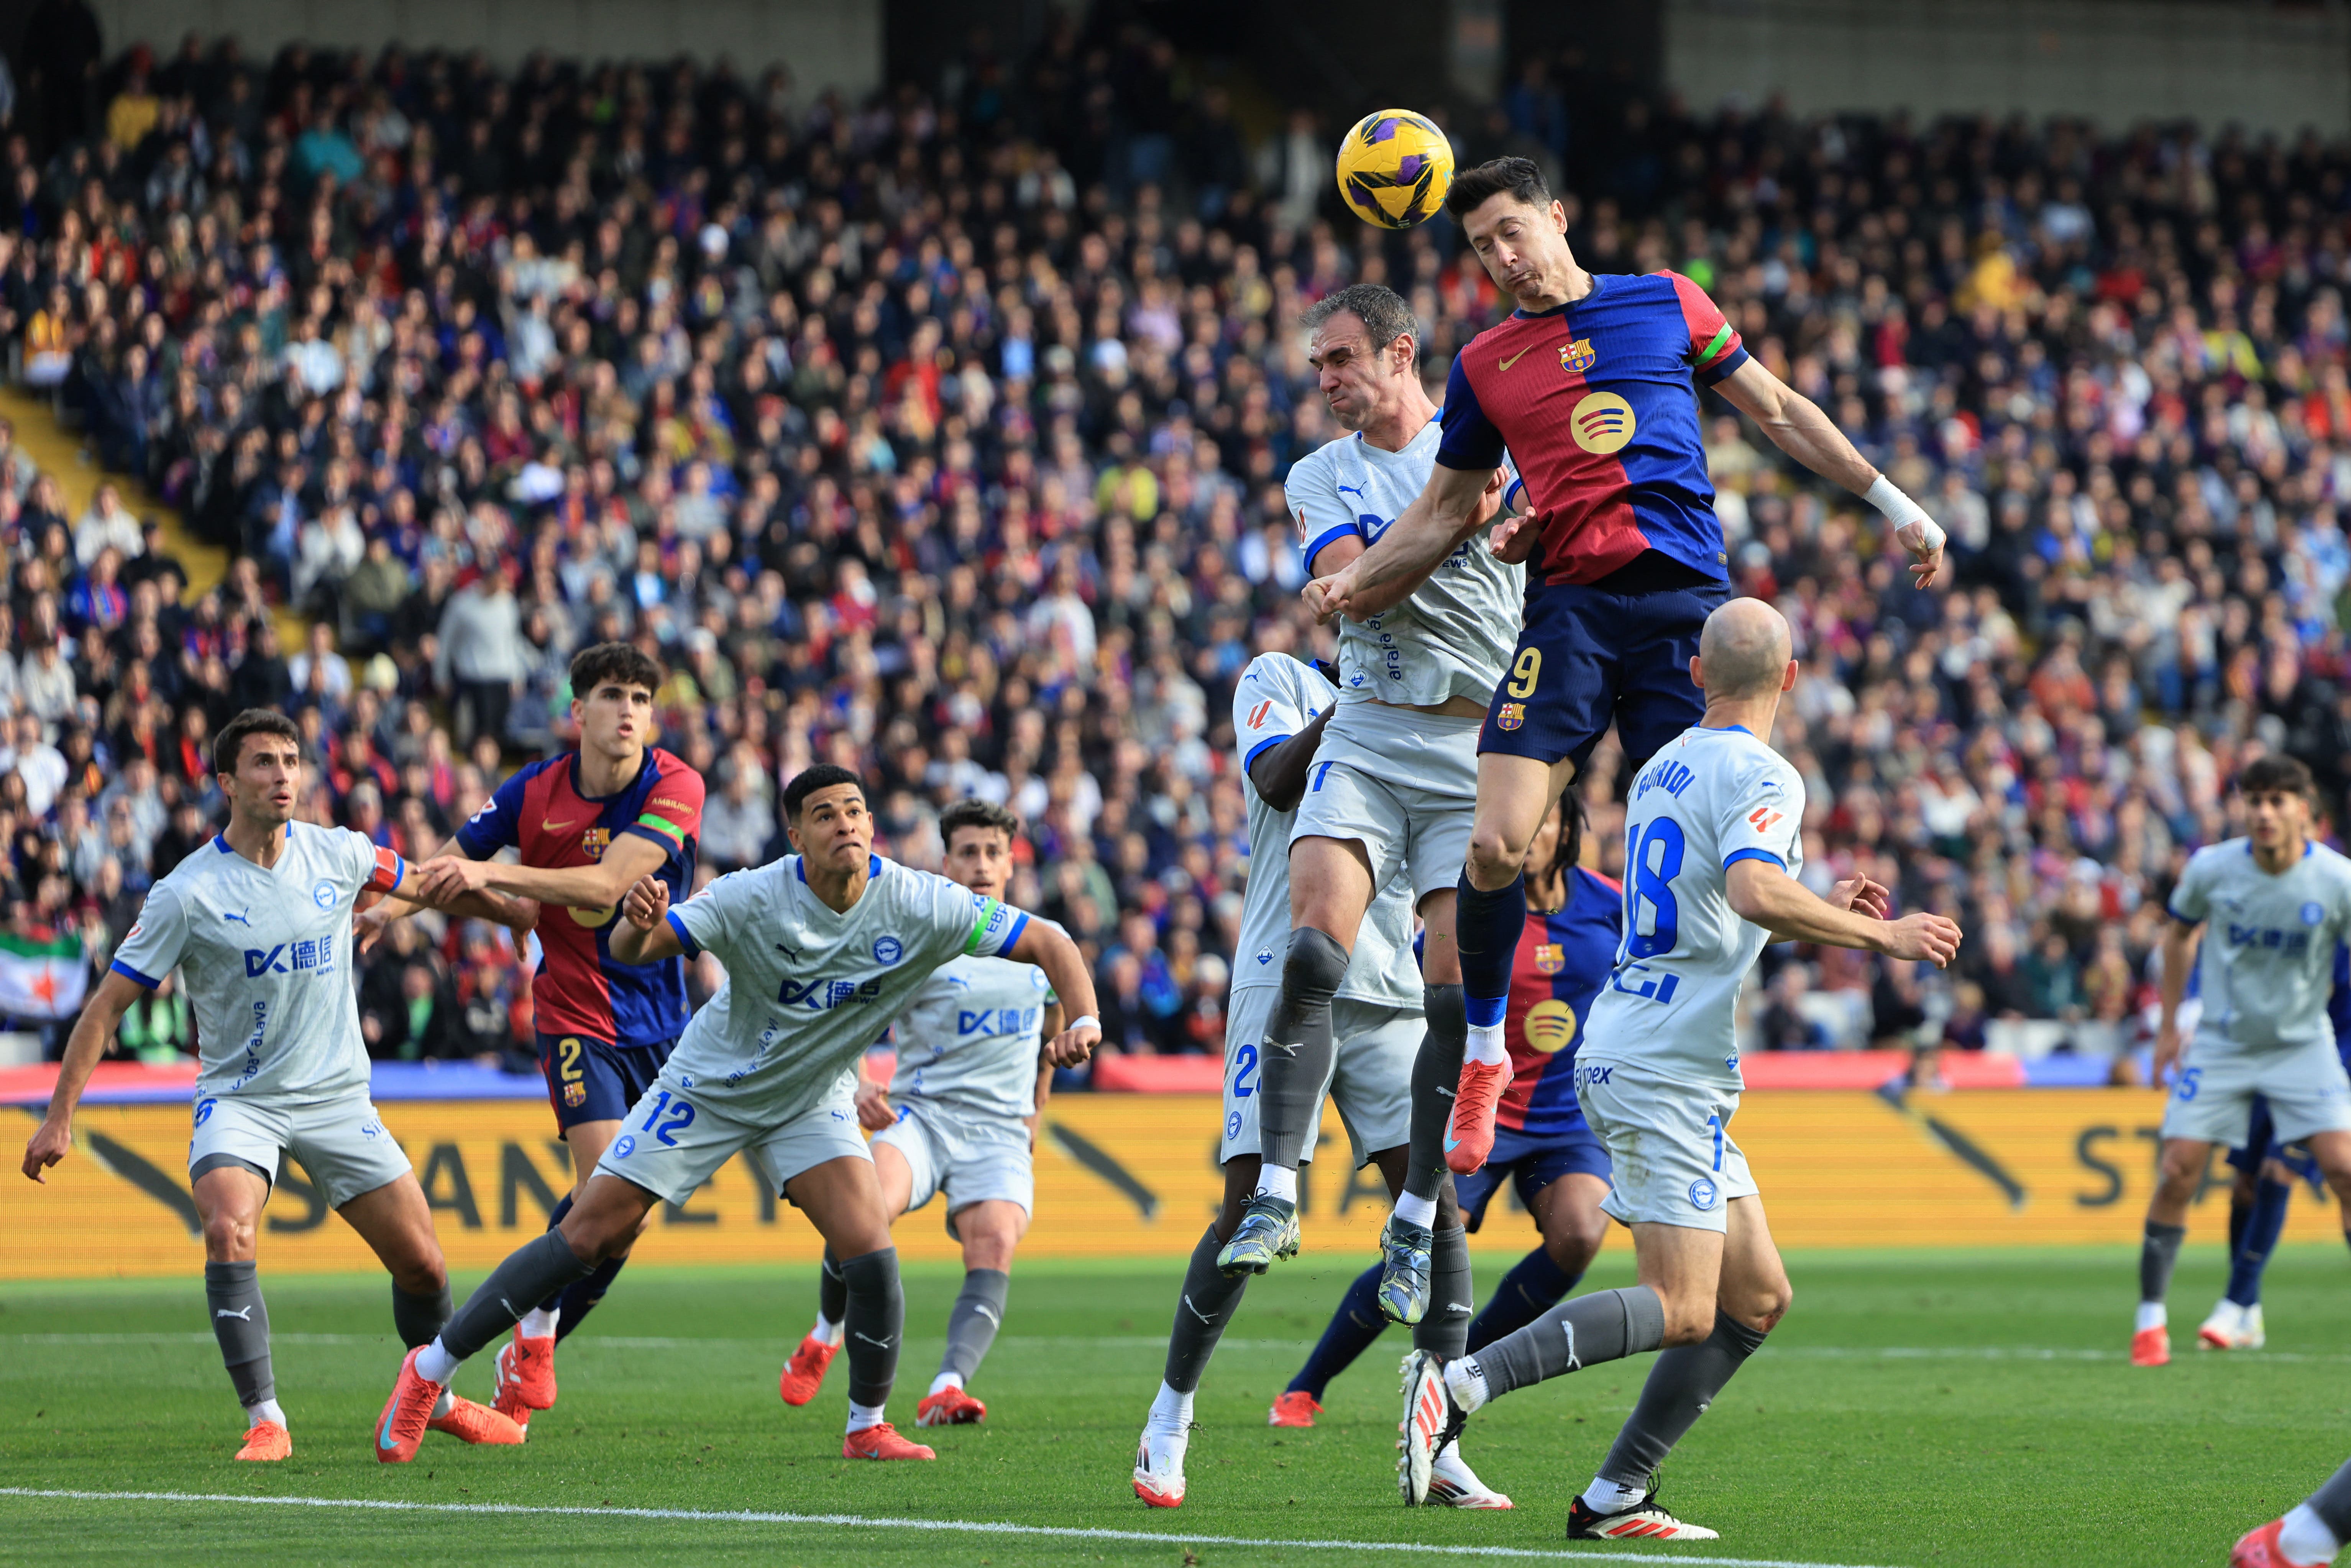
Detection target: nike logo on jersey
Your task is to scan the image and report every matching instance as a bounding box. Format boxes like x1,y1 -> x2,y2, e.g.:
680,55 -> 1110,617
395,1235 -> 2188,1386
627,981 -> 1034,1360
214,1306 -> 253,1320
542,818 -> 579,832
1499,343 -> 1537,371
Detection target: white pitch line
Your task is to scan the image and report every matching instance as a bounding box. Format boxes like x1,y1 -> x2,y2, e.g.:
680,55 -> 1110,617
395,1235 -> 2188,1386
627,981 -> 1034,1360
0,1488 -> 1906,1568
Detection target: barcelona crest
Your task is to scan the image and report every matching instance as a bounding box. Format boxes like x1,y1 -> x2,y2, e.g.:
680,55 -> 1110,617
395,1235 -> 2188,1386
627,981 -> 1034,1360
563,1080 -> 587,1107
582,826 -> 611,861
1560,338 -> 1597,373
1497,702 -> 1526,731
1534,942 -> 1565,975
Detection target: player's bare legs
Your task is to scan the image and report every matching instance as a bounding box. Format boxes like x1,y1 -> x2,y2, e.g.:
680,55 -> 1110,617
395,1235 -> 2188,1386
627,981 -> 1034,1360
2135,1135 -> 2215,1364
1227,835 -> 1374,1272
193,1164 -> 289,1458
1448,752 -> 1578,1173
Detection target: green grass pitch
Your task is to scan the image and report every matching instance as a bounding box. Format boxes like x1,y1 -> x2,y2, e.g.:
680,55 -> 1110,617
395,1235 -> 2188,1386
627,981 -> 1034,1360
5,1245 -> 2348,1565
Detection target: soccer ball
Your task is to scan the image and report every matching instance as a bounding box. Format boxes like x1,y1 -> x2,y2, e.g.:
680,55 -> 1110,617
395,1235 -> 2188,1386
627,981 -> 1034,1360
1335,110 -> 1455,229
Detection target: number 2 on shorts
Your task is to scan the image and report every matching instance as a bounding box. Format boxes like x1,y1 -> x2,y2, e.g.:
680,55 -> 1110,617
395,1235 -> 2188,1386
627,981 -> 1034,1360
1507,647 -> 1542,699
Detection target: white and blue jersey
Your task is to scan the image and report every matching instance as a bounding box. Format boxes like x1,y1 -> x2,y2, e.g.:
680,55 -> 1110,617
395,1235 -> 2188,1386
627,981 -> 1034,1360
887,951 -> 1056,1121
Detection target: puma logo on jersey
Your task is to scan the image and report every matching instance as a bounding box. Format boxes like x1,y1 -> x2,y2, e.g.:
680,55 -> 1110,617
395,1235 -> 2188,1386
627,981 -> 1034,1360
222,909 -> 251,926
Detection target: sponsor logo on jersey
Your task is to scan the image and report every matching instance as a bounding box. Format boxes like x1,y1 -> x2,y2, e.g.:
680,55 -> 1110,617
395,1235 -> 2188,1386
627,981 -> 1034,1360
244,938 -> 336,976
777,976 -> 887,1011
1248,699 -> 1274,730
2226,924 -> 2313,954
1524,998 -> 1576,1054
1570,391 -> 1637,455
1560,338 -> 1597,373
1533,942 -> 1565,975
1257,947 -> 1274,967
960,1006 -> 1042,1036
222,908 -> 250,926
311,880 -> 335,909
1496,702 -> 1525,731
1689,1177 -> 1719,1211
873,934 -> 904,965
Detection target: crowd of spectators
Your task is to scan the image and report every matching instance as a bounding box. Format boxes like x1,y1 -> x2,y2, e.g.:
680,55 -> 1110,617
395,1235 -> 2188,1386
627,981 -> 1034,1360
3,20 -> 2348,1071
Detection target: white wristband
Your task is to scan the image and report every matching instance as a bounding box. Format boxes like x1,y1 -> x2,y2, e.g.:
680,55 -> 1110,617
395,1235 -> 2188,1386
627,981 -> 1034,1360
1066,1015 -> 1100,1034
1864,474 -> 1944,554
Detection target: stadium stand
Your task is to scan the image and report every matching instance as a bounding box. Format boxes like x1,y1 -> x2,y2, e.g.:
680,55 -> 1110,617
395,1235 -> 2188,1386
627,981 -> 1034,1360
0,25 -> 2343,1082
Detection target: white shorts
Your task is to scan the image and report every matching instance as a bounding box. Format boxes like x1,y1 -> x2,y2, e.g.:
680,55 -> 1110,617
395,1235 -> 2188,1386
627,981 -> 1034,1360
871,1100 -> 1034,1238
1220,987 -> 1418,1168
2161,1035 -> 2351,1147
1578,1059 -> 1758,1233
594,1074 -> 870,1205
1290,703 -> 1479,905
187,1086 -> 412,1210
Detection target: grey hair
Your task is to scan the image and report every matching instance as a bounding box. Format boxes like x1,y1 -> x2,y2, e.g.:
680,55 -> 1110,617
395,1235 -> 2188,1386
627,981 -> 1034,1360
1300,284 -> 1419,363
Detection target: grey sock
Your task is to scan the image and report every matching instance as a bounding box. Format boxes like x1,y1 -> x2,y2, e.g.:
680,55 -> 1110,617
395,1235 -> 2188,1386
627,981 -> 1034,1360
839,1247 -> 904,1407
1467,1285 -> 1667,1400
1257,928 -> 1351,1171
940,1267 -> 1011,1382
819,1248 -> 848,1326
2139,1220 -> 2188,1304
1164,1223 -> 1251,1394
440,1230 -> 595,1363
204,1260 -> 274,1411
1412,1224 -> 1474,1358
1597,1308 -> 1769,1489
392,1283 -> 453,1350
1404,986 -> 1466,1203
2308,1453 -> 2351,1540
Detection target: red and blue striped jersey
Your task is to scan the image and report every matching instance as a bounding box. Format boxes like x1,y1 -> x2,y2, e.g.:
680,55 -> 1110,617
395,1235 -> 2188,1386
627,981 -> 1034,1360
1497,865 -> 1624,1138
454,747 -> 705,1046
1437,270 -> 1747,588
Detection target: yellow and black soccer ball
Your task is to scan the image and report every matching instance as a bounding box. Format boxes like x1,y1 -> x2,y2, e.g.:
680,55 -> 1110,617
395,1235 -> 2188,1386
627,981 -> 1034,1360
1334,109 -> 1455,229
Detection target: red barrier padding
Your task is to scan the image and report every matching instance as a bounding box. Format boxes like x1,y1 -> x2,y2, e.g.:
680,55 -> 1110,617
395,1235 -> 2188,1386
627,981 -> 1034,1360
1090,1053 -> 1226,1094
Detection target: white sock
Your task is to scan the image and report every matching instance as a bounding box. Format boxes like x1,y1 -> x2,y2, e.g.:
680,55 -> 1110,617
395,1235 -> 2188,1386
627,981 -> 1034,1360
243,1398 -> 287,1428
430,1387 -> 454,1419
1393,1190 -> 1438,1228
519,1306 -> 558,1339
928,1371 -> 964,1396
813,1312 -> 844,1347
414,1338 -> 459,1384
2135,1301 -> 2167,1334
1582,1474 -> 1649,1514
1443,1357 -> 1489,1414
1146,1380 -> 1195,1438
2280,1504 -> 2343,1566
847,1399 -> 887,1434
1255,1165 -> 1299,1204
1465,1021 -> 1508,1067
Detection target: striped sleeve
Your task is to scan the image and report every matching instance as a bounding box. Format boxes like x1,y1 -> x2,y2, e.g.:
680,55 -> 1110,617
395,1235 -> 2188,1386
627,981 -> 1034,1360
1666,271 -> 1749,385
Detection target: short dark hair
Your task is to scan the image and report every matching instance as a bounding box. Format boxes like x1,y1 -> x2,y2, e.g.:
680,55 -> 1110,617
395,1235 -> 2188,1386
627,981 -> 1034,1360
570,641 -> 663,701
1299,283 -> 1419,363
783,763 -> 865,822
939,798 -> 1021,849
1443,155 -> 1553,219
2239,754 -> 2318,802
212,708 -> 300,778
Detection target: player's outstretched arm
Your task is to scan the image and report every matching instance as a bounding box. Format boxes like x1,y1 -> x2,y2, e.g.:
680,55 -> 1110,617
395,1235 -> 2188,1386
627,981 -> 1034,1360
1724,859 -> 1961,967
2152,918 -> 2202,1084
21,968 -> 143,1182
417,832 -> 669,913
1305,463 -> 1503,623
357,833 -> 537,948
1245,704 -> 1338,813
607,873 -> 685,965
1006,921 -> 1102,1067
1714,356 -> 1945,588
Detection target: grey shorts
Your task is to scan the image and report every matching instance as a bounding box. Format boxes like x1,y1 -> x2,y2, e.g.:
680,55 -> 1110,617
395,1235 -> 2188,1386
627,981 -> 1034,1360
1578,1059 -> 1758,1234
593,1071 -> 870,1205
186,1087 -> 412,1210
1290,703 -> 1479,905
870,1100 -> 1034,1238
2161,1035 -> 2351,1148
1220,986 -> 1418,1168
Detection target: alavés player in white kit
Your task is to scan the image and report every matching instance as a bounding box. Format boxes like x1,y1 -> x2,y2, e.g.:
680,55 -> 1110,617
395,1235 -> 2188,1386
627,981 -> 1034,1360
1396,600 -> 1961,1541
374,765 -> 1100,1465
2130,753 -> 2351,1367
777,796 -> 1065,1428
20,709 -> 530,1462
1132,646 -> 1508,1510
1226,282 -> 1524,1352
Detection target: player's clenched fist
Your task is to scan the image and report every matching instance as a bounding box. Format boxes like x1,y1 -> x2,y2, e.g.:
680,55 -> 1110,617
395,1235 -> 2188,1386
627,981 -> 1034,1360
1882,911 -> 1964,969
21,1112 -> 71,1182
621,873 -> 670,930
1303,568 -> 1355,624
1044,1017 -> 1101,1068
853,1079 -> 896,1131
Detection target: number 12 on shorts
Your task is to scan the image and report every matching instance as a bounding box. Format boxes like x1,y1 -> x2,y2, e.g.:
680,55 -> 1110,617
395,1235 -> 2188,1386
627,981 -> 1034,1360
639,1089 -> 697,1145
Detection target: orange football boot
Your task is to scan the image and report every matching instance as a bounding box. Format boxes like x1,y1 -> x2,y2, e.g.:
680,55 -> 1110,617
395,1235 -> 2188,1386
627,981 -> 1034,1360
374,1347 -> 444,1463
1445,1058 -> 1513,1174
428,1394 -> 527,1445
778,1334 -> 839,1407
2130,1325 -> 2170,1367
233,1420 -> 291,1461
1267,1391 -> 1321,1428
915,1386 -> 987,1427
843,1422 -> 935,1460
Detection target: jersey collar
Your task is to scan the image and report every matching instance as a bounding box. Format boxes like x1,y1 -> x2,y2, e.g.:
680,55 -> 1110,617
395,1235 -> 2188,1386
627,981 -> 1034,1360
569,746 -> 652,805
1510,274 -> 1611,321
793,854 -> 884,883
